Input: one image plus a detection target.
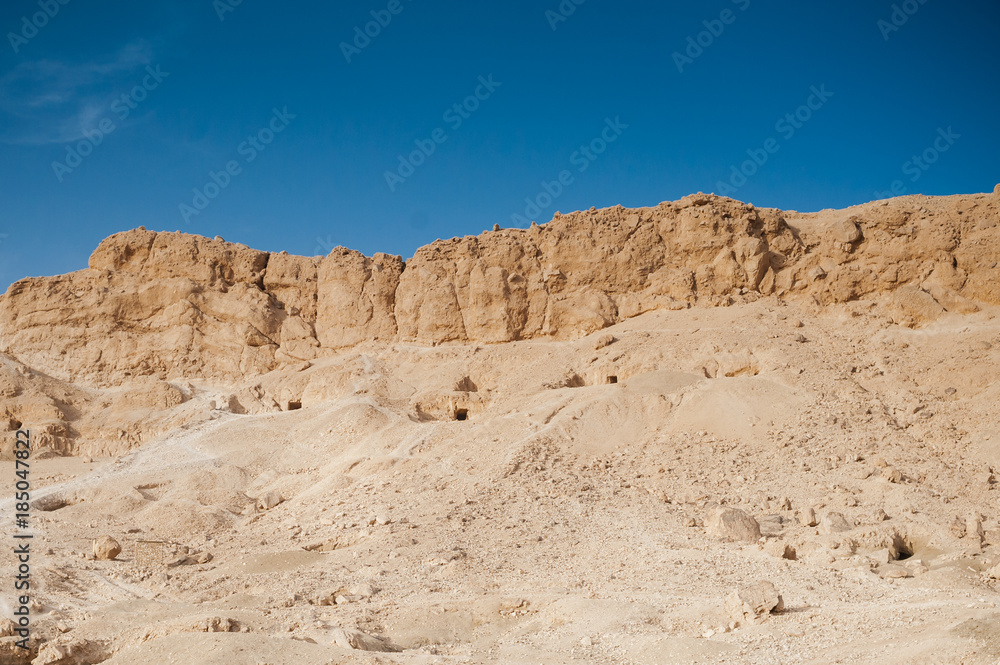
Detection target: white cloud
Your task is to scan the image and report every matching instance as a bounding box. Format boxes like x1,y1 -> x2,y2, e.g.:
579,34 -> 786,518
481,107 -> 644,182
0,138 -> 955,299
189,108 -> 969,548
0,41 -> 153,145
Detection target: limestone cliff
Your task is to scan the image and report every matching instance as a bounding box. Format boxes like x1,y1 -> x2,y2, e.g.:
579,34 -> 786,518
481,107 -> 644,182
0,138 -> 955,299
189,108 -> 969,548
1,192 -> 998,387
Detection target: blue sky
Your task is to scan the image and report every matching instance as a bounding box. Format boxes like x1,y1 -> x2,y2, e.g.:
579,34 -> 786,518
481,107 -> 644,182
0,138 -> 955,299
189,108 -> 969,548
0,0 -> 998,291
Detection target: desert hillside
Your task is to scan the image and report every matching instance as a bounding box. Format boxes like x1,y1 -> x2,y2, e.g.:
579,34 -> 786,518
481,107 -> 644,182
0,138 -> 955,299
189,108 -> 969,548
1,191 -> 999,664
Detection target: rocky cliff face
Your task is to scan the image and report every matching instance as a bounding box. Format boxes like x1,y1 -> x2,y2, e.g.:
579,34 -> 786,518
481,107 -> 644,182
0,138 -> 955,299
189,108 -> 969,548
1,192 -> 998,387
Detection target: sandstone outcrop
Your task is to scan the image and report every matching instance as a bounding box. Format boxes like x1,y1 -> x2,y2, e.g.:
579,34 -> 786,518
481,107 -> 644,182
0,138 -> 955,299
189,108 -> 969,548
2,192 -> 998,391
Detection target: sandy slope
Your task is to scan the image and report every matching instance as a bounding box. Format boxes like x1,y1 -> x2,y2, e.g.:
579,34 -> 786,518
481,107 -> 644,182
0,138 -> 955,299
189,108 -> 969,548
1,191 -> 999,663
1,297 -> 998,664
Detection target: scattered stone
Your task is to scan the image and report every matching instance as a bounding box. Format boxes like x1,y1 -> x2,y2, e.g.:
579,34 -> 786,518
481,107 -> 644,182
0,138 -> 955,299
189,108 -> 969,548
950,516 -> 967,539
314,591 -> 337,607
580,636 -> 593,647
32,494 -> 70,512
165,555 -> 193,568
880,565 -> 910,579
799,508 -> 818,527
593,333 -> 616,350
92,536 -> 121,561
0,638 -> 35,663
831,219 -> 862,244
330,628 -> 398,652
350,582 -> 376,599
0,619 -> 15,637
881,467 -> 903,483
257,491 -> 283,511
967,515 -> 985,547
492,224 -> 501,232
764,540 -> 797,560
757,514 -> 785,537
204,617 -> 239,633
819,512 -> 852,535
725,581 -> 784,624
33,637 -> 108,665
705,506 -> 762,543
499,598 -> 528,612
871,549 -> 892,565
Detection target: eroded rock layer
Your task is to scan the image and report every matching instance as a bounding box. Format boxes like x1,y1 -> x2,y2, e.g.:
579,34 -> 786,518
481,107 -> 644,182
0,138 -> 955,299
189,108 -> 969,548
2,192 -> 998,387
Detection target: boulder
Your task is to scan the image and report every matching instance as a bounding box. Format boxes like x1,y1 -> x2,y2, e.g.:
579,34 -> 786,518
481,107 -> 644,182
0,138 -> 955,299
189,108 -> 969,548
93,536 -> 121,561
831,218 -> 862,244
725,581 -> 784,624
256,491 -> 283,511
799,507 -> 818,527
0,619 -> 15,638
705,506 -> 762,543
819,512 -> 852,535
764,540 -> 797,560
